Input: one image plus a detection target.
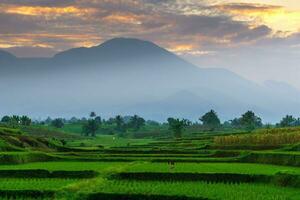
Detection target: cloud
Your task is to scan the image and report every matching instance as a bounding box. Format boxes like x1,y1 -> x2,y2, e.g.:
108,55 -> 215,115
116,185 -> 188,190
2,46 -> 58,57
0,0 -> 74,7
3,6 -> 83,16
0,13 -> 41,34
173,15 -> 247,37
213,2 -> 300,33
103,13 -> 142,25
232,25 -> 272,43
0,0 -> 300,89
0,0 -> 298,58
213,3 -> 281,13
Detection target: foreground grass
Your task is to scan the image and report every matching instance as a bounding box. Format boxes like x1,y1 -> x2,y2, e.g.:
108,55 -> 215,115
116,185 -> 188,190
69,179 -> 300,200
127,162 -> 300,175
0,162 -> 129,173
1,161 -> 299,175
0,178 -> 78,190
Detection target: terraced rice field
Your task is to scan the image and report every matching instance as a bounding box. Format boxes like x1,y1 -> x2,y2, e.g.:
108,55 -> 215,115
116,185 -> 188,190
126,162 -> 300,175
0,127 -> 299,199
0,161 -> 127,172
89,180 -> 300,200
0,178 -> 78,190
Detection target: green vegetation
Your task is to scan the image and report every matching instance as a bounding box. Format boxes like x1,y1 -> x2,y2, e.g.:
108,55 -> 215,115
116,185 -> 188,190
199,110 -> 221,131
74,180 -> 300,200
167,118 -> 190,138
0,162 -> 126,172
0,178 -> 78,190
0,111 -> 299,199
214,132 -> 300,146
51,119 -> 64,129
126,162 -> 300,175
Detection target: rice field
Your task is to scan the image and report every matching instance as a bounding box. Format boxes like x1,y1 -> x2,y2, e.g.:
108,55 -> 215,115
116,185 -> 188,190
0,127 -> 299,199
0,178 -> 78,190
86,180 -> 300,200
0,162 -> 128,172
127,162 -> 300,175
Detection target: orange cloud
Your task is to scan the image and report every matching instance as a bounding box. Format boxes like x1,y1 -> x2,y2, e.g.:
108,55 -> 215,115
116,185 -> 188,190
0,33 -> 102,52
215,3 -> 300,33
0,37 -> 52,49
3,6 -> 87,16
103,13 -> 142,25
168,44 -> 194,52
215,3 -> 280,14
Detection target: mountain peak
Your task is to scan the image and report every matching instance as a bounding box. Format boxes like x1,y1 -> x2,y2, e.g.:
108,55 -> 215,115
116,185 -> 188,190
96,37 -> 170,57
98,37 -> 161,49
53,37 -> 173,64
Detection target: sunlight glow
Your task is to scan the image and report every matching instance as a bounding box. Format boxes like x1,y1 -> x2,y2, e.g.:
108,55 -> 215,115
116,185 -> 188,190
103,13 -> 142,25
4,6 -> 84,16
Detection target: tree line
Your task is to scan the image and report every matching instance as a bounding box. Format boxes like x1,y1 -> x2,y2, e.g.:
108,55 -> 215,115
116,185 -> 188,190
1,110 -> 300,138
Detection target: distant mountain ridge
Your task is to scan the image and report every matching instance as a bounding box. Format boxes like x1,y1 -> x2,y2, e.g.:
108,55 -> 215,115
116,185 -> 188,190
1,38 -> 300,122
0,50 -> 16,61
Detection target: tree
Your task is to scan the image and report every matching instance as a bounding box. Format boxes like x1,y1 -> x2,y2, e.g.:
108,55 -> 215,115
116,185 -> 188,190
90,112 -> 96,118
69,117 -> 79,123
95,116 -> 102,124
167,118 -> 190,138
230,118 -> 241,128
146,120 -> 160,126
20,115 -> 31,126
240,111 -> 262,131
45,117 -> 52,124
11,115 -> 20,123
129,115 -> 145,131
279,115 -> 296,127
51,118 -> 64,128
80,117 -> 87,123
82,119 -> 99,137
9,115 -> 20,127
1,116 -> 11,123
115,115 -> 125,132
106,118 -> 115,125
199,110 -> 221,131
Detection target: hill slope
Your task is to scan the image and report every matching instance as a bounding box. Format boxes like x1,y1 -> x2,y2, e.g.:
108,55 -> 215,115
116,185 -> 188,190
1,38 -> 300,121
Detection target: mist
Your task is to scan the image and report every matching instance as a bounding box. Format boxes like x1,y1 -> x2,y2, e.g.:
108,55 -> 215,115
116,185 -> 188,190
1,38 -> 300,122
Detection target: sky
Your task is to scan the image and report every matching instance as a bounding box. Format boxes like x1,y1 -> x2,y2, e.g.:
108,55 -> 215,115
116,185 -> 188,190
1,0 -> 300,88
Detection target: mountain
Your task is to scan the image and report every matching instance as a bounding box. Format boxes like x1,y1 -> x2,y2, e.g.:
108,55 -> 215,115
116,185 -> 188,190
264,80 -> 300,98
53,38 -> 176,64
0,50 -> 15,59
0,38 -> 300,122
0,50 -> 16,64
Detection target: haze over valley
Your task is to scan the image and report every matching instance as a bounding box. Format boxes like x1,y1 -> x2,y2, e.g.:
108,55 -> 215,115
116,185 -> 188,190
1,38 -> 300,122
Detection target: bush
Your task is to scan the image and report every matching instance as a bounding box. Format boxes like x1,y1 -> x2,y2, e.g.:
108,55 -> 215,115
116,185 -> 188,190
272,173 -> 300,187
241,152 -> 300,166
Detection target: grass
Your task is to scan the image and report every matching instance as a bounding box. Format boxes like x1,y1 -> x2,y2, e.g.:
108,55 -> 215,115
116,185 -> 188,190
66,135 -> 153,148
0,127 -> 23,135
77,179 -> 300,200
0,178 -> 78,190
0,126 -> 300,199
0,161 -> 129,172
2,161 -> 299,176
52,123 -> 83,134
127,162 -> 300,175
